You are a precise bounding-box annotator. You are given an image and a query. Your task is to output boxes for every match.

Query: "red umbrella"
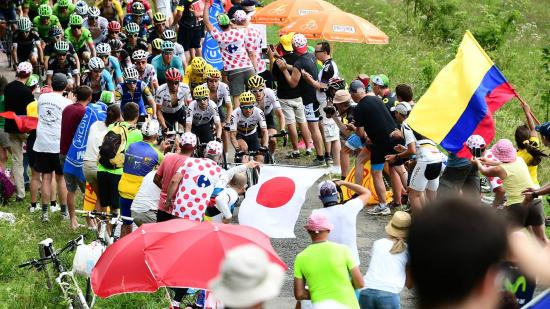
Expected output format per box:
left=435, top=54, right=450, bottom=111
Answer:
left=143, top=220, right=287, bottom=289
left=91, top=219, right=197, bottom=298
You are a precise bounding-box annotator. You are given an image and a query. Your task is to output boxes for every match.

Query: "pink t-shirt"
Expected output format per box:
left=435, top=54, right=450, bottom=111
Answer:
left=211, top=28, right=253, bottom=72
left=156, top=153, right=189, bottom=213
left=245, top=26, right=265, bottom=73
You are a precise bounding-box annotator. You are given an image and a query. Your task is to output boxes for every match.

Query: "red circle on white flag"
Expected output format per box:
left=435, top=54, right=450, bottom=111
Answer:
left=256, top=176, right=295, bottom=208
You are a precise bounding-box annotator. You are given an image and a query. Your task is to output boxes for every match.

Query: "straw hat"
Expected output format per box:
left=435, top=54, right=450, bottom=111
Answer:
left=385, top=211, right=411, bottom=239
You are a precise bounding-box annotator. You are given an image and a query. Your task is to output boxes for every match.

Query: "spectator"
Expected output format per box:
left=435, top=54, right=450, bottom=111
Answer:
left=395, top=84, right=413, bottom=106
left=536, top=121, right=550, bottom=147
left=372, top=74, right=397, bottom=114
left=4, top=62, right=35, bottom=201
left=408, top=198, right=507, bottom=309
left=232, top=10, right=266, bottom=79
left=329, top=90, right=356, bottom=178
left=0, top=76, right=9, bottom=169
left=203, top=3, right=256, bottom=109
left=437, top=149, right=480, bottom=198
left=269, top=33, right=313, bottom=159
left=174, top=0, right=204, bottom=61
left=60, top=86, right=91, bottom=229
left=95, top=0, right=124, bottom=22
left=209, top=245, right=285, bottom=309
left=131, top=169, right=160, bottom=226
left=313, top=180, right=370, bottom=265
left=33, top=73, right=72, bottom=223
left=515, top=102, right=546, bottom=186
left=360, top=211, right=412, bottom=309
left=294, top=212, right=364, bottom=308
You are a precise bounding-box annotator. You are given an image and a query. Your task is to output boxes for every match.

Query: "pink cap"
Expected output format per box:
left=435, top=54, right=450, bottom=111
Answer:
left=490, top=139, right=517, bottom=163
left=305, top=211, right=333, bottom=232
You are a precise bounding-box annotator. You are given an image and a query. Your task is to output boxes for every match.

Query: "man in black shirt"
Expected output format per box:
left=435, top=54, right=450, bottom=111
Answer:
left=174, top=0, right=204, bottom=61
left=4, top=62, right=35, bottom=201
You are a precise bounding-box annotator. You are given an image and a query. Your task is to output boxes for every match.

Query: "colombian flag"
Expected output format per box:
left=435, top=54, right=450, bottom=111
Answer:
left=407, top=31, right=517, bottom=157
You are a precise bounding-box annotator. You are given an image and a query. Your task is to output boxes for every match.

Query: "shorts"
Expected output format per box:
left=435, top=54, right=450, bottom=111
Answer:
left=265, top=112, right=276, bottom=130
left=119, top=197, right=133, bottom=225
left=132, top=209, right=157, bottom=226
left=97, top=171, right=121, bottom=209
left=60, top=154, right=85, bottom=192
left=83, top=160, right=98, bottom=193
left=371, top=142, right=396, bottom=165
left=0, top=128, right=10, bottom=148
left=409, top=161, right=442, bottom=192
left=178, top=26, right=203, bottom=51
left=345, top=134, right=365, bottom=151
left=504, top=199, right=544, bottom=227
left=280, top=97, right=306, bottom=125
left=304, top=102, right=320, bottom=122
left=162, top=107, right=186, bottom=131
left=33, top=152, right=63, bottom=174
left=322, top=119, right=339, bottom=142
left=191, top=122, right=214, bottom=144
left=26, top=131, right=36, bottom=168
left=0, top=8, right=16, bottom=21
left=237, top=131, right=260, bottom=152
left=17, top=47, right=38, bottom=63
left=227, top=68, right=254, bottom=97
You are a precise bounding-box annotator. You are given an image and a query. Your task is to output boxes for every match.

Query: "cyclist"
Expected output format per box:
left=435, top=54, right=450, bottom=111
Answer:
left=115, top=67, right=156, bottom=117
left=74, top=0, right=88, bottom=18
left=46, top=41, right=79, bottom=89
left=151, top=40, right=184, bottom=86
left=147, top=11, right=166, bottom=44
left=126, top=0, right=153, bottom=19
left=121, top=22, right=148, bottom=65
left=156, top=68, right=191, bottom=131
left=12, top=17, right=42, bottom=70
left=32, top=4, right=60, bottom=41
left=103, top=20, right=123, bottom=44
left=131, top=49, right=158, bottom=93
left=95, top=0, right=124, bottom=23
left=122, top=1, right=151, bottom=40
left=43, top=25, right=78, bottom=73
left=96, top=43, right=123, bottom=84
left=204, top=67, right=231, bottom=151
left=0, top=0, right=20, bottom=30
left=184, top=57, right=210, bottom=92
left=84, top=6, right=108, bottom=46
left=247, top=75, right=286, bottom=154
left=162, top=29, right=186, bottom=65
left=22, top=0, right=46, bottom=20
left=149, top=38, right=162, bottom=63
left=52, top=0, right=74, bottom=29
left=108, top=38, right=131, bottom=68
left=229, top=91, right=269, bottom=163
left=81, top=57, right=115, bottom=103
left=185, top=85, right=222, bottom=144
left=64, top=15, right=95, bottom=64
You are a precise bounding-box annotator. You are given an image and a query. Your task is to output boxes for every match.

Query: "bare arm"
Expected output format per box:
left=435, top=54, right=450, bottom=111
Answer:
left=203, top=1, right=214, bottom=33
left=521, top=102, right=537, bottom=137
left=334, top=180, right=371, bottom=205
left=260, top=128, right=268, bottom=147
left=156, top=104, right=167, bottom=129
left=282, top=67, right=301, bottom=88
left=293, top=278, right=311, bottom=300
left=230, top=131, right=239, bottom=149
left=350, top=266, right=364, bottom=289
left=165, top=172, right=184, bottom=208
left=153, top=172, right=162, bottom=188
left=248, top=50, right=258, bottom=73
left=214, top=121, right=222, bottom=140
left=275, top=108, right=286, bottom=131
left=474, top=159, right=506, bottom=178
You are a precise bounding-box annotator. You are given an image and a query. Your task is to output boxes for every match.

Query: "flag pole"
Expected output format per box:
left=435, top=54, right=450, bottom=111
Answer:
left=507, top=82, right=540, bottom=125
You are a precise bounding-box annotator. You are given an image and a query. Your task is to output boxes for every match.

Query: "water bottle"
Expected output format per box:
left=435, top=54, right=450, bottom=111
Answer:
left=0, top=212, right=16, bottom=224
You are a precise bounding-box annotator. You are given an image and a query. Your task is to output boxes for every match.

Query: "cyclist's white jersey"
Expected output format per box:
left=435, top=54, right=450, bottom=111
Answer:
left=402, top=121, right=442, bottom=163
left=257, top=87, right=280, bottom=115
left=186, top=100, right=221, bottom=126
left=155, top=82, right=192, bottom=113
left=135, top=63, right=158, bottom=90
left=202, top=82, right=231, bottom=108
left=174, top=42, right=186, bottom=63
left=229, top=107, right=267, bottom=136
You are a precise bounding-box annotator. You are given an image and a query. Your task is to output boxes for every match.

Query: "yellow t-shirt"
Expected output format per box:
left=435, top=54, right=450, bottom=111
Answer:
left=26, top=100, right=38, bottom=117
left=501, top=158, right=535, bottom=205
left=516, top=136, right=540, bottom=186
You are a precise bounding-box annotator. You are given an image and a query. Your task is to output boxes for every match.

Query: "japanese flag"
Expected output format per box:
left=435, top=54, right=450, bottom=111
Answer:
left=238, top=166, right=326, bottom=238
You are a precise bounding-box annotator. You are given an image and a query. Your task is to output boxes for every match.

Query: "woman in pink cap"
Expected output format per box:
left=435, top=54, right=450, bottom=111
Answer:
left=474, top=139, right=548, bottom=244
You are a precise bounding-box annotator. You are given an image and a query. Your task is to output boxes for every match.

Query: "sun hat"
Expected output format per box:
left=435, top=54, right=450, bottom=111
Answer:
left=490, top=139, right=517, bottom=163
left=233, top=10, right=248, bottom=23
left=465, top=134, right=486, bottom=149
left=385, top=211, right=411, bottom=239
left=180, top=132, right=197, bottom=147
left=279, top=32, right=295, bottom=52
left=348, top=80, right=365, bottom=94
left=390, top=102, right=412, bottom=115
left=292, top=33, right=308, bottom=54
left=332, top=90, right=351, bottom=104
left=305, top=211, right=334, bottom=232
left=536, top=122, right=550, bottom=139
left=372, top=74, right=389, bottom=87
left=318, top=180, right=339, bottom=205
left=208, top=244, right=284, bottom=308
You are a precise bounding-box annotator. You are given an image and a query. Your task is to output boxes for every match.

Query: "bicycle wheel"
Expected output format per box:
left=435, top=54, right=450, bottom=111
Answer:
left=6, top=29, right=13, bottom=68
left=251, top=166, right=260, bottom=186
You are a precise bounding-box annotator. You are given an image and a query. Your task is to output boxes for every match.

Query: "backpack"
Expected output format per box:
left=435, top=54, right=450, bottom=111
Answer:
left=98, top=123, right=133, bottom=169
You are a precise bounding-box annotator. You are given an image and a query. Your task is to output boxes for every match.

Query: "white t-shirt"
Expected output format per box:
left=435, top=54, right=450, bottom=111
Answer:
left=402, top=121, right=441, bottom=163
left=211, top=187, right=239, bottom=222
left=313, top=198, right=364, bottom=265
left=131, top=170, right=161, bottom=213
left=363, top=238, right=408, bottom=294
left=83, top=121, right=108, bottom=162
left=33, top=92, right=72, bottom=153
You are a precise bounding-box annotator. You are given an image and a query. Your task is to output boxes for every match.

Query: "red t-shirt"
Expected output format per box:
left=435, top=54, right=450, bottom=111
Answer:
left=156, top=153, right=189, bottom=213
left=60, top=103, right=86, bottom=155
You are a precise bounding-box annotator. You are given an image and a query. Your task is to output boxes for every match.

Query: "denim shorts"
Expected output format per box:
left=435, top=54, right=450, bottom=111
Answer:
left=359, top=288, right=400, bottom=309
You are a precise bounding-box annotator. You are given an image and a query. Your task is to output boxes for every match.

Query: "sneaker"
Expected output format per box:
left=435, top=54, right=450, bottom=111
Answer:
left=62, top=212, right=69, bottom=220
left=41, top=212, right=49, bottom=223
left=325, top=156, right=334, bottom=166
left=310, top=158, right=325, bottom=167
left=305, top=148, right=313, bottom=156
left=398, top=204, right=411, bottom=213
left=29, top=205, right=37, bottom=213
left=285, top=151, right=300, bottom=159
left=50, top=205, right=60, bottom=213
left=367, top=205, right=391, bottom=215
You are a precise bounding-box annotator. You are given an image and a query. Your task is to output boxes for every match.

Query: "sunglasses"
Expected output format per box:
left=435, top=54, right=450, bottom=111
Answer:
left=99, top=54, right=109, bottom=59
left=126, top=80, right=137, bottom=84
left=162, top=51, right=173, bottom=55
left=314, top=50, right=325, bottom=54
left=241, top=105, right=254, bottom=110
left=135, top=60, right=147, bottom=65
left=250, top=89, right=264, bottom=94
left=168, top=80, right=180, bottom=84
left=128, top=34, right=138, bottom=38
left=207, top=78, right=219, bottom=83
left=196, top=97, right=208, bottom=101
left=71, top=26, right=82, bottom=30
left=57, top=53, right=67, bottom=56
left=93, top=69, right=103, bottom=73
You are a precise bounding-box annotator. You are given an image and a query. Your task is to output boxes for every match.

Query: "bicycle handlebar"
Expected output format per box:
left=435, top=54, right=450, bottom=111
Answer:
left=76, top=210, right=133, bottom=222
left=269, top=131, right=288, bottom=147
left=19, top=235, right=83, bottom=269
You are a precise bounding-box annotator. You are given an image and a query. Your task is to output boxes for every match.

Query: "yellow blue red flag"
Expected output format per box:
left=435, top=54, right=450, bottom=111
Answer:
left=407, top=31, right=516, bottom=157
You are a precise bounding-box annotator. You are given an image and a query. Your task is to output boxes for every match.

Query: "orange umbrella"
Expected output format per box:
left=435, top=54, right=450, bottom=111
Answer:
left=279, top=11, right=389, bottom=44
left=251, top=0, right=340, bottom=26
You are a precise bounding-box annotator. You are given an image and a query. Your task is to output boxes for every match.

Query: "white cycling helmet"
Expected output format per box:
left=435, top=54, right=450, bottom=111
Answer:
left=17, top=62, right=33, bottom=74
left=162, top=29, right=177, bottom=40
left=17, top=17, right=32, bottom=32
left=141, top=119, right=160, bottom=137
left=88, top=6, right=100, bottom=17
left=180, top=132, right=197, bottom=147
left=96, top=43, right=111, bottom=56
left=75, top=0, right=89, bottom=16
left=132, top=49, right=149, bottom=60
left=205, top=141, right=223, bottom=156
left=466, top=135, right=486, bottom=149
left=88, top=57, right=105, bottom=70
left=124, top=67, right=139, bottom=80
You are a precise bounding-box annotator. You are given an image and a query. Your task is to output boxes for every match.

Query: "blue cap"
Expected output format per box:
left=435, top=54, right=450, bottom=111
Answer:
left=348, top=80, right=365, bottom=94
left=536, top=122, right=550, bottom=139
left=318, top=181, right=339, bottom=205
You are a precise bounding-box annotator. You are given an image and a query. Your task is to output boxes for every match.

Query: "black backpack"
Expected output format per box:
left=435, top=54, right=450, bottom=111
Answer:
left=98, top=123, right=132, bottom=169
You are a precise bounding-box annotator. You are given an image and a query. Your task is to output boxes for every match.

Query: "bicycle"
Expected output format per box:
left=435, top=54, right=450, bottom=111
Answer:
left=195, top=141, right=228, bottom=170
left=0, top=19, right=16, bottom=68
left=264, top=131, right=288, bottom=164
left=76, top=210, right=134, bottom=247
left=19, top=235, right=94, bottom=309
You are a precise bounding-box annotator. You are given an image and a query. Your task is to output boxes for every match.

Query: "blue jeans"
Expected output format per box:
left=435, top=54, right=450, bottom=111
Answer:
left=359, top=289, right=400, bottom=309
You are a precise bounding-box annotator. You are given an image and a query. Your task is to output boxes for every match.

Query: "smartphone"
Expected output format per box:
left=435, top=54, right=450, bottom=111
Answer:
left=473, top=147, right=482, bottom=158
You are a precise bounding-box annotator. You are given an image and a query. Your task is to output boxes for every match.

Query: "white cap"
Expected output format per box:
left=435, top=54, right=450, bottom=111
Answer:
left=205, top=141, right=223, bottom=156
left=141, top=119, right=160, bottom=137
left=390, top=102, right=412, bottom=115
left=466, top=134, right=486, bottom=149
left=17, top=62, right=33, bottom=74
left=180, top=132, right=197, bottom=147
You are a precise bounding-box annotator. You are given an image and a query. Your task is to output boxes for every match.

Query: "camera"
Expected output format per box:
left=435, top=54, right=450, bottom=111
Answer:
left=323, top=106, right=337, bottom=118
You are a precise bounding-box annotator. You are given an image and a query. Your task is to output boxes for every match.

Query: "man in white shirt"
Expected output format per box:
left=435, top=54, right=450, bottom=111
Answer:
left=131, top=169, right=160, bottom=226
left=313, top=180, right=371, bottom=265
left=33, top=73, right=72, bottom=223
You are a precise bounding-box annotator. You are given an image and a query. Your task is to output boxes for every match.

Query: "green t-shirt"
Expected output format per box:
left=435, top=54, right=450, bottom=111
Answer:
left=97, top=122, right=143, bottom=175
left=0, top=95, right=5, bottom=129
left=53, top=3, right=75, bottom=23
left=64, top=27, right=93, bottom=50
left=294, top=242, right=359, bottom=308
left=32, top=15, right=60, bottom=38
